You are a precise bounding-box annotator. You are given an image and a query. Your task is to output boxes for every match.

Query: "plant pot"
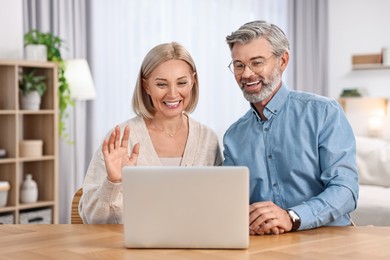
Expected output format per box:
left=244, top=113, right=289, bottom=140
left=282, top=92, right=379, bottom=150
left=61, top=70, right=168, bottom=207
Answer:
left=20, top=90, right=41, bottom=110
left=24, top=44, right=47, bottom=61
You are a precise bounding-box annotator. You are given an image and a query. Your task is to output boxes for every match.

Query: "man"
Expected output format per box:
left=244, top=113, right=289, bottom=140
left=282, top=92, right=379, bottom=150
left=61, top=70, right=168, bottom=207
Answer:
left=223, top=20, right=358, bottom=235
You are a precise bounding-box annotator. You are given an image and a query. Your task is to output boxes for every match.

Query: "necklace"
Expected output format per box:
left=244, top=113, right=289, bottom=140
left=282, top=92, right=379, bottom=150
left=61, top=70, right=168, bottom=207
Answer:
left=151, top=117, right=184, bottom=138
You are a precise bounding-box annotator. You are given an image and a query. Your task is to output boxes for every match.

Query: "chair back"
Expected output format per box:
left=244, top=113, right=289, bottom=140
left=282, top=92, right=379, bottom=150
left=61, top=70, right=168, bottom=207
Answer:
left=71, top=188, right=83, bottom=224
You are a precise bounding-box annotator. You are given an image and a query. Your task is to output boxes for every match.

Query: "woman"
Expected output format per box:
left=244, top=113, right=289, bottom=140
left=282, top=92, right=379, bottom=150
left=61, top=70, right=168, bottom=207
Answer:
left=79, top=42, right=223, bottom=224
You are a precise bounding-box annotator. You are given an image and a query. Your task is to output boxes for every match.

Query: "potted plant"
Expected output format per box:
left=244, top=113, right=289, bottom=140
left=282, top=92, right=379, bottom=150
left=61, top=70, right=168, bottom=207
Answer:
left=19, top=69, right=47, bottom=110
left=24, top=30, right=73, bottom=139
left=25, top=43, right=47, bottom=61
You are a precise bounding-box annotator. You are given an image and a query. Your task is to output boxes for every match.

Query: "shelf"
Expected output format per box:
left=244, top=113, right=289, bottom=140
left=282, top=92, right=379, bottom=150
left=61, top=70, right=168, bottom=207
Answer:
left=0, top=206, right=16, bottom=213
left=0, top=59, right=57, bottom=68
left=0, top=110, right=17, bottom=115
left=352, top=64, right=390, bottom=70
left=0, top=158, right=17, bottom=164
left=19, top=110, right=56, bottom=115
left=18, top=201, right=55, bottom=210
left=19, top=155, right=56, bottom=162
left=0, top=60, right=59, bottom=224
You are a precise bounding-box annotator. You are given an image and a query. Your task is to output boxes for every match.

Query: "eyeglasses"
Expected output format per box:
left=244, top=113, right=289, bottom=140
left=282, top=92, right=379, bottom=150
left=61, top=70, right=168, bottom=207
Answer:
left=228, top=55, right=274, bottom=75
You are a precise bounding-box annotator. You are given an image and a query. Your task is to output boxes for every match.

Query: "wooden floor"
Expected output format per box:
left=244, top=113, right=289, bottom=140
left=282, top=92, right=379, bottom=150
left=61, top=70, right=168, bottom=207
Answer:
left=0, top=225, right=389, bottom=259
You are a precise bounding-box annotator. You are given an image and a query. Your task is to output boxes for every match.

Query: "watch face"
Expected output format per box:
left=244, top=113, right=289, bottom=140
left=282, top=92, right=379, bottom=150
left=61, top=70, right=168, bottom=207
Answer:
left=289, top=210, right=299, bottom=221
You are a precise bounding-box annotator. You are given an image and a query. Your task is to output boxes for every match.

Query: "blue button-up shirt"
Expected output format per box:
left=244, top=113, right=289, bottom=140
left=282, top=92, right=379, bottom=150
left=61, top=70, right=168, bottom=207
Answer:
left=223, top=83, right=359, bottom=230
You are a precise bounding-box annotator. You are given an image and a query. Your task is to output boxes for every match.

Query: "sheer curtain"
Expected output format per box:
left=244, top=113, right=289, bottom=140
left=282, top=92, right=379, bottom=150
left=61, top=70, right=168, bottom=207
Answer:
left=89, top=0, right=289, bottom=154
left=23, top=0, right=92, bottom=224
left=287, top=0, right=328, bottom=95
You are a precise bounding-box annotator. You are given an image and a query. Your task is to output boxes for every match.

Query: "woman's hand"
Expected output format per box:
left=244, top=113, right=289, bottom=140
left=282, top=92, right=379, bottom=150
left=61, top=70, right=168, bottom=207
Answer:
left=102, top=125, right=140, bottom=183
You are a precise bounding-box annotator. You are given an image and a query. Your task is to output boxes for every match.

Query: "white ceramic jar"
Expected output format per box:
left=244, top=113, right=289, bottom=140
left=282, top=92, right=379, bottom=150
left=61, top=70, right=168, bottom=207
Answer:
left=0, top=181, right=10, bottom=207
left=21, top=174, right=38, bottom=203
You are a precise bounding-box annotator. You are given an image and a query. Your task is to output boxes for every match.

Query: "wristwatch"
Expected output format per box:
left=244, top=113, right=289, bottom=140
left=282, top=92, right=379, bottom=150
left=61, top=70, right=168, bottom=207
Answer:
left=286, top=209, right=301, bottom=231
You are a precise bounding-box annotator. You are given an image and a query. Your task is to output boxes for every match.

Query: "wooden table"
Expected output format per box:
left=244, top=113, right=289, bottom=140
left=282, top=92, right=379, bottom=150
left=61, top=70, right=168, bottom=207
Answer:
left=0, top=225, right=389, bottom=259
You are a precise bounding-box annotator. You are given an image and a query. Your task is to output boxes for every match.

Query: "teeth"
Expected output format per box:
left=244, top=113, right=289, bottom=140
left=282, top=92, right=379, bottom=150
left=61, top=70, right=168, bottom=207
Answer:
left=164, top=101, right=180, bottom=106
left=246, top=81, right=260, bottom=86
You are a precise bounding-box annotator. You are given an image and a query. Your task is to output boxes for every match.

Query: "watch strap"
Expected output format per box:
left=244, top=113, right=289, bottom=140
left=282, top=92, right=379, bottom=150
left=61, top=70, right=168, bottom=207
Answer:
left=287, top=209, right=301, bottom=231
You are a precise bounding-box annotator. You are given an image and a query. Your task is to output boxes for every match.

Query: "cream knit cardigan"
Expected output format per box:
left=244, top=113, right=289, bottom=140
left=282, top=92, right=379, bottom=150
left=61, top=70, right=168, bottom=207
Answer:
left=79, top=115, right=223, bottom=224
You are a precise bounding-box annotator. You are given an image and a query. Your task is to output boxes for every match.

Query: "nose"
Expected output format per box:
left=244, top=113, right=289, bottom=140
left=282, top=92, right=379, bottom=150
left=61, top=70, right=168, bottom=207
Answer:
left=168, top=85, right=179, bottom=96
left=241, top=65, right=255, bottom=78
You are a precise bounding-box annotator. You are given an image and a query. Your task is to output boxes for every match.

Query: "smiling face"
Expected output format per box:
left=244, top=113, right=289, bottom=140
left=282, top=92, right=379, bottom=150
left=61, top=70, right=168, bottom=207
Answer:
left=231, top=38, right=288, bottom=105
left=143, top=59, right=195, bottom=118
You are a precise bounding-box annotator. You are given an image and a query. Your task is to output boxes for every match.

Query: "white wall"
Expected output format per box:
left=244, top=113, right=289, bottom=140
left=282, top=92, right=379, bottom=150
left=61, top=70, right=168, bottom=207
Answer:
left=328, top=0, right=390, bottom=99
left=2, top=0, right=389, bottom=96
left=329, top=0, right=390, bottom=139
left=0, top=0, right=23, bottom=59
left=2, top=0, right=389, bottom=137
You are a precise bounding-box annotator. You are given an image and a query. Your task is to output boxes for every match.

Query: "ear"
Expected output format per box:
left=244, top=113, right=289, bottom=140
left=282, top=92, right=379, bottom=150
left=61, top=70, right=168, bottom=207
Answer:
left=191, top=72, right=197, bottom=87
left=142, top=78, right=151, bottom=95
left=279, top=51, right=289, bottom=72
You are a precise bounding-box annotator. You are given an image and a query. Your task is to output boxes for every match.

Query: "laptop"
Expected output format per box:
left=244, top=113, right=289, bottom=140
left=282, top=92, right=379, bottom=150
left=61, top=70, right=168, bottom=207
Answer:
left=122, top=166, right=249, bottom=249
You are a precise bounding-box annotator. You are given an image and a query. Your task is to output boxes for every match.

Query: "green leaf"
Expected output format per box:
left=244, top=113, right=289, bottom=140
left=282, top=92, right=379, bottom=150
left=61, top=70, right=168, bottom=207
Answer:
left=24, top=29, right=74, bottom=142
left=19, top=69, right=46, bottom=96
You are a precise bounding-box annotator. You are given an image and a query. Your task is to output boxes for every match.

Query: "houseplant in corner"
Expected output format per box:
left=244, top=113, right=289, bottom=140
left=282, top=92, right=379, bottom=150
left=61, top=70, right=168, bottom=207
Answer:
left=19, top=69, right=46, bottom=110
left=24, top=30, right=74, bottom=140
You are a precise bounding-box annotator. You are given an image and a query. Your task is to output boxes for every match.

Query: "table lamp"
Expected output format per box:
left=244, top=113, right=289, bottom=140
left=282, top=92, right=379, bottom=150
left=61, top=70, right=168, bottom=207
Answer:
left=64, top=59, right=96, bottom=100
left=63, top=59, right=96, bottom=204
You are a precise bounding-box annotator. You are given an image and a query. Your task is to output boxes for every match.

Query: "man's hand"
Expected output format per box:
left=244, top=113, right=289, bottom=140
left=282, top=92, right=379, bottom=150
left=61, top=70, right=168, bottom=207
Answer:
left=249, top=201, right=292, bottom=235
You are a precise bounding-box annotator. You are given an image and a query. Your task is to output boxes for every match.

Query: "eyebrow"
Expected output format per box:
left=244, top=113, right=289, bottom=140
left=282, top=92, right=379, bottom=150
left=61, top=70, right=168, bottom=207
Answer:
left=250, top=56, right=267, bottom=60
left=154, top=76, right=188, bottom=81
left=234, top=56, right=267, bottom=63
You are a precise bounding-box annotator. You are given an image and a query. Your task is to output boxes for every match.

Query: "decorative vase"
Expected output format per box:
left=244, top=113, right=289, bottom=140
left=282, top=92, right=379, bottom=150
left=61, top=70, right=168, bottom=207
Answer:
left=24, top=44, right=47, bottom=61
left=21, top=174, right=38, bottom=203
left=0, top=181, right=10, bottom=207
left=20, top=90, right=41, bottom=110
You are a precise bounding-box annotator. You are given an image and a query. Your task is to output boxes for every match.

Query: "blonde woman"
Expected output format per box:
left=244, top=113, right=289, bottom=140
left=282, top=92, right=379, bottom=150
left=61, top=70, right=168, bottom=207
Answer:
left=80, top=42, right=222, bottom=224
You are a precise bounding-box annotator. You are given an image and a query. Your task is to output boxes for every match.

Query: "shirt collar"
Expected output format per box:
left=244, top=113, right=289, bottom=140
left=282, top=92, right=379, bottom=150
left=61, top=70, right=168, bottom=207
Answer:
left=265, top=83, right=290, bottom=115
left=250, top=82, right=290, bottom=120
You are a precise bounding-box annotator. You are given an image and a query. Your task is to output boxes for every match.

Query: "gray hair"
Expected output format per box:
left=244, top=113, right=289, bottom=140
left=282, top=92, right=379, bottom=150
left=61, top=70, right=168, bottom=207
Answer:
left=226, top=20, right=289, bottom=57
left=132, top=42, right=199, bottom=119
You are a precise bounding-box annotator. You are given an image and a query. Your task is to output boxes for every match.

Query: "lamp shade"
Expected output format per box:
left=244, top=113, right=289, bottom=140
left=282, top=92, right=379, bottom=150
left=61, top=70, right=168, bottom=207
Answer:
left=64, top=59, right=96, bottom=100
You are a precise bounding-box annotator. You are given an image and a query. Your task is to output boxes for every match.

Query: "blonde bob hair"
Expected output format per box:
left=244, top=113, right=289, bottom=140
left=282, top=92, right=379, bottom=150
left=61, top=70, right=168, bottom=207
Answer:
left=132, top=42, right=199, bottom=119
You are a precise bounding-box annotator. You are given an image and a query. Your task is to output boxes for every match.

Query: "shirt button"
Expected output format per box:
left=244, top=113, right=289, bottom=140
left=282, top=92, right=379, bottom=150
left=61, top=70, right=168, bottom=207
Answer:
left=268, top=154, right=272, bottom=159
left=273, top=183, right=277, bottom=187
left=264, top=128, right=268, bottom=131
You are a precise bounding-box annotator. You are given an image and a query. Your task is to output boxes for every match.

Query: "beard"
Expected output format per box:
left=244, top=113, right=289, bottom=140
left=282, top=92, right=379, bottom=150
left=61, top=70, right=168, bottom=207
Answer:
left=241, top=64, right=282, bottom=103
